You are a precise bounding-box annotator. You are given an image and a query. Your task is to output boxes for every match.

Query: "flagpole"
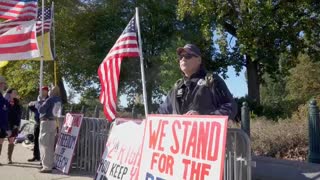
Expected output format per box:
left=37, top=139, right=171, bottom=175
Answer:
left=135, top=7, right=148, bottom=117
left=39, top=0, right=45, bottom=96
left=52, top=1, right=57, bottom=86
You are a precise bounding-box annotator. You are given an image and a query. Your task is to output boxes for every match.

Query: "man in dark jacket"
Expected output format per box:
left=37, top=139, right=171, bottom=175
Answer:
left=158, top=44, right=237, bottom=120
left=0, top=76, right=9, bottom=165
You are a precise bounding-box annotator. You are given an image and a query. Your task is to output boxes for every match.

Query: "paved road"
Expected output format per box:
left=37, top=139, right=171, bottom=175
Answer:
left=0, top=141, right=93, bottom=180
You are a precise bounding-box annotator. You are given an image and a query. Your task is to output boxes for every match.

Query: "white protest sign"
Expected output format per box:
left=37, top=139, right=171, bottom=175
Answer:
left=54, top=113, right=83, bottom=174
left=138, top=115, right=228, bottom=180
left=95, top=119, right=145, bottom=180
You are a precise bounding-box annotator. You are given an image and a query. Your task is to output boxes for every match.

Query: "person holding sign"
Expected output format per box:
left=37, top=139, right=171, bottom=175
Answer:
left=38, top=86, right=62, bottom=173
left=158, top=44, right=237, bottom=120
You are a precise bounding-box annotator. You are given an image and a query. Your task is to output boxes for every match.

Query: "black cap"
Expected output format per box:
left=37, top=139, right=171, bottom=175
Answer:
left=177, top=44, right=201, bottom=56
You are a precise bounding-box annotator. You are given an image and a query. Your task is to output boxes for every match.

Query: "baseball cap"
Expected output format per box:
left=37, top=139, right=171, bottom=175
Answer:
left=177, top=44, right=201, bottom=57
left=41, top=86, right=49, bottom=91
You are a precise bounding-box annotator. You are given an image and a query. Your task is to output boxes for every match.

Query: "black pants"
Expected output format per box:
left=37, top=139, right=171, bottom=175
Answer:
left=33, top=124, right=40, bottom=159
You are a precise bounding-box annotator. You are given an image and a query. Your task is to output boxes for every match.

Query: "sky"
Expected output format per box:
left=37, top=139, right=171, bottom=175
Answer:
left=224, top=67, right=247, bottom=98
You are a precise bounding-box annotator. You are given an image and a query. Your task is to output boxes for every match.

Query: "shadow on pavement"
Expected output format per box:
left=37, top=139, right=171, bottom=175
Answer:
left=5, top=162, right=40, bottom=169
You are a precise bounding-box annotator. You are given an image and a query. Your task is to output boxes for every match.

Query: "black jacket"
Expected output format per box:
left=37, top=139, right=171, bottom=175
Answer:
left=158, top=68, right=237, bottom=120
left=8, top=98, right=21, bottom=130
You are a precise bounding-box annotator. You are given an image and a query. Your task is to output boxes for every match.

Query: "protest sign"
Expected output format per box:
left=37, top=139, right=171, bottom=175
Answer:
left=54, top=113, right=83, bottom=174
left=95, top=119, right=146, bottom=180
left=139, top=115, right=228, bottom=180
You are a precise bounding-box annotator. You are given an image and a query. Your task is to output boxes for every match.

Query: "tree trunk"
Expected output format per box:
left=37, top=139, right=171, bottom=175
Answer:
left=246, top=57, right=260, bottom=105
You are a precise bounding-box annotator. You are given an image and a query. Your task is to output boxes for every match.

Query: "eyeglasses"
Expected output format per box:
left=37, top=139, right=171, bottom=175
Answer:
left=178, top=53, right=197, bottom=60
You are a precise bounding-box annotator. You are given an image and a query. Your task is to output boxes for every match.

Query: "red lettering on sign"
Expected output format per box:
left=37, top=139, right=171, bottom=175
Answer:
left=196, top=121, right=210, bottom=160
left=117, top=146, right=126, bottom=163
left=150, top=152, right=174, bottom=176
left=158, top=120, right=168, bottom=151
left=181, top=121, right=192, bottom=154
left=72, top=116, right=81, bottom=127
left=185, top=121, right=197, bottom=157
left=208, top=122, right=221, bottom=161
left=148, top=120, right=168, bottom=151
left=170, top=120, right=180, bottom=154
left=182, top=159, right=211, bottom=180
left=149, top=121, right=162, bottom=150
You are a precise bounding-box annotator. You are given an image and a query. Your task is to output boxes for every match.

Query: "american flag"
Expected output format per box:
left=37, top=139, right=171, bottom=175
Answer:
left=0, top=0, right=38, bottom=20
left=98, top=17, right=140, bottom=121
left=0, top=20, right=40, bottom=61
left=36, top=7, right=51, bottom=36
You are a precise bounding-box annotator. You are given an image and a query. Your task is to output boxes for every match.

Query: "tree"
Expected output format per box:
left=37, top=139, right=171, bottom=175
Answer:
left=0, top=61, right=53, bottom=104
left=177, top=0, right=320, bottom=104
left=286, top=54, right=320, bottom=102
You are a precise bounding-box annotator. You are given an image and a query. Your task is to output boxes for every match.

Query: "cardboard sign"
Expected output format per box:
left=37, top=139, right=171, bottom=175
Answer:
left=95, top=115, right=228, bottom=180
left=95, top=119, right=146, bottom=180
left=139, top=115, right=228, bottom=180
left=54, top=113, right=83, bottom=174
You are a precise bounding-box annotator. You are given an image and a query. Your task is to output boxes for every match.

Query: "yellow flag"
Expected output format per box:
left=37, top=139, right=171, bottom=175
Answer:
left=0, top=61, right=8, bottom=68
left=32, top=32, right=54, bottom=61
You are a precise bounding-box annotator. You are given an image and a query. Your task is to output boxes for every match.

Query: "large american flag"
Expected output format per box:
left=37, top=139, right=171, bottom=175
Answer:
left=98, top=17, right=140, bottom=121
left=0, top=20, right=40, bottom=61
left=36, top=7, right=51, bottom=36
left=0, top=0, right=38, bottom=20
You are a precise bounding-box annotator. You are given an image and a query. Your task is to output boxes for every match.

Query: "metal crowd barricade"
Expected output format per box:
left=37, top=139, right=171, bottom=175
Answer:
left=65, top=118, right=252, bottom=179
left=58, top=117, right=110, bottom=174
left=225, top=128, right=252, bottom=180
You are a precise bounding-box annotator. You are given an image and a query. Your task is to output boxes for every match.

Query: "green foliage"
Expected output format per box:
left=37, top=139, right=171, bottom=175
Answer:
left=0, top=61, right=53, bottom=104
left=286, top=54, right=320, bottom=102
left=177, top=0, right=320, bottom=103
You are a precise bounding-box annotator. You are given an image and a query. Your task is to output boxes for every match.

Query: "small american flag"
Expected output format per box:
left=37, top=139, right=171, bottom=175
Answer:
left=0, top=0, right=38, bottom=20
left=98, top=16, right=140, bottom=121
left=0, top=20, right=40, bottom=61
left=36, top=7, right=51, bottom=36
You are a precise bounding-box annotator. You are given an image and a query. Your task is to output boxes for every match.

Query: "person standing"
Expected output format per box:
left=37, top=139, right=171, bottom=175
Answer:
left=38, top=86, right=61, bottom=173
left=27, top=86, right=49, bottom=162
left=0, top=76, right=9, bottom=165
left=4, top=88, right=22, bottom=164
left=158, top=44, right=237, bottom=119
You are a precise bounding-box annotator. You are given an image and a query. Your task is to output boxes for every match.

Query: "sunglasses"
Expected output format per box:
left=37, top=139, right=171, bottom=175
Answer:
left=178, top=53, right=197, bottom=60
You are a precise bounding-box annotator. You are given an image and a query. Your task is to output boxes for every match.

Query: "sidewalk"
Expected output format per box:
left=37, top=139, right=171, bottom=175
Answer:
left=0, top=142, right=93, bottom=180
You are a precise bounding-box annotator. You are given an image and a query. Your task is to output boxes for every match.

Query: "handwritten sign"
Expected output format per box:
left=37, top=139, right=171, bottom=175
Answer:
left=95, top=115, right=228, bottom=180
left=95, top=119, right=145, bottom=180
left=138, top=115, right=228, bottom=180
left=54, top=113, right=83, bottom=174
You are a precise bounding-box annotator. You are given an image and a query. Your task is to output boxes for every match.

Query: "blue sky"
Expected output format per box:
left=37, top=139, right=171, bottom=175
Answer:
left=223, top=67, right=247, bottom=98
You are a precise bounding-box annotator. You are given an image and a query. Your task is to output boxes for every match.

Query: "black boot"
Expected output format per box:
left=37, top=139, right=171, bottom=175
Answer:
left=8, top=144, right=14, bottom=164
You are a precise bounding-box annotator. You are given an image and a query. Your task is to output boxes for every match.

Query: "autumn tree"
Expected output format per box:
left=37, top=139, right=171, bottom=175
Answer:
left=177, top=0, right=320, bottom=104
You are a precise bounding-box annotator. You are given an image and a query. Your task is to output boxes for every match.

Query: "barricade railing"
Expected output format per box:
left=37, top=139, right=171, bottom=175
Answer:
left=56, top=117, right=111, bottom=174
left=225, top=128, right=252, bottom=180
left=61, top=118, right=251, bottom=179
